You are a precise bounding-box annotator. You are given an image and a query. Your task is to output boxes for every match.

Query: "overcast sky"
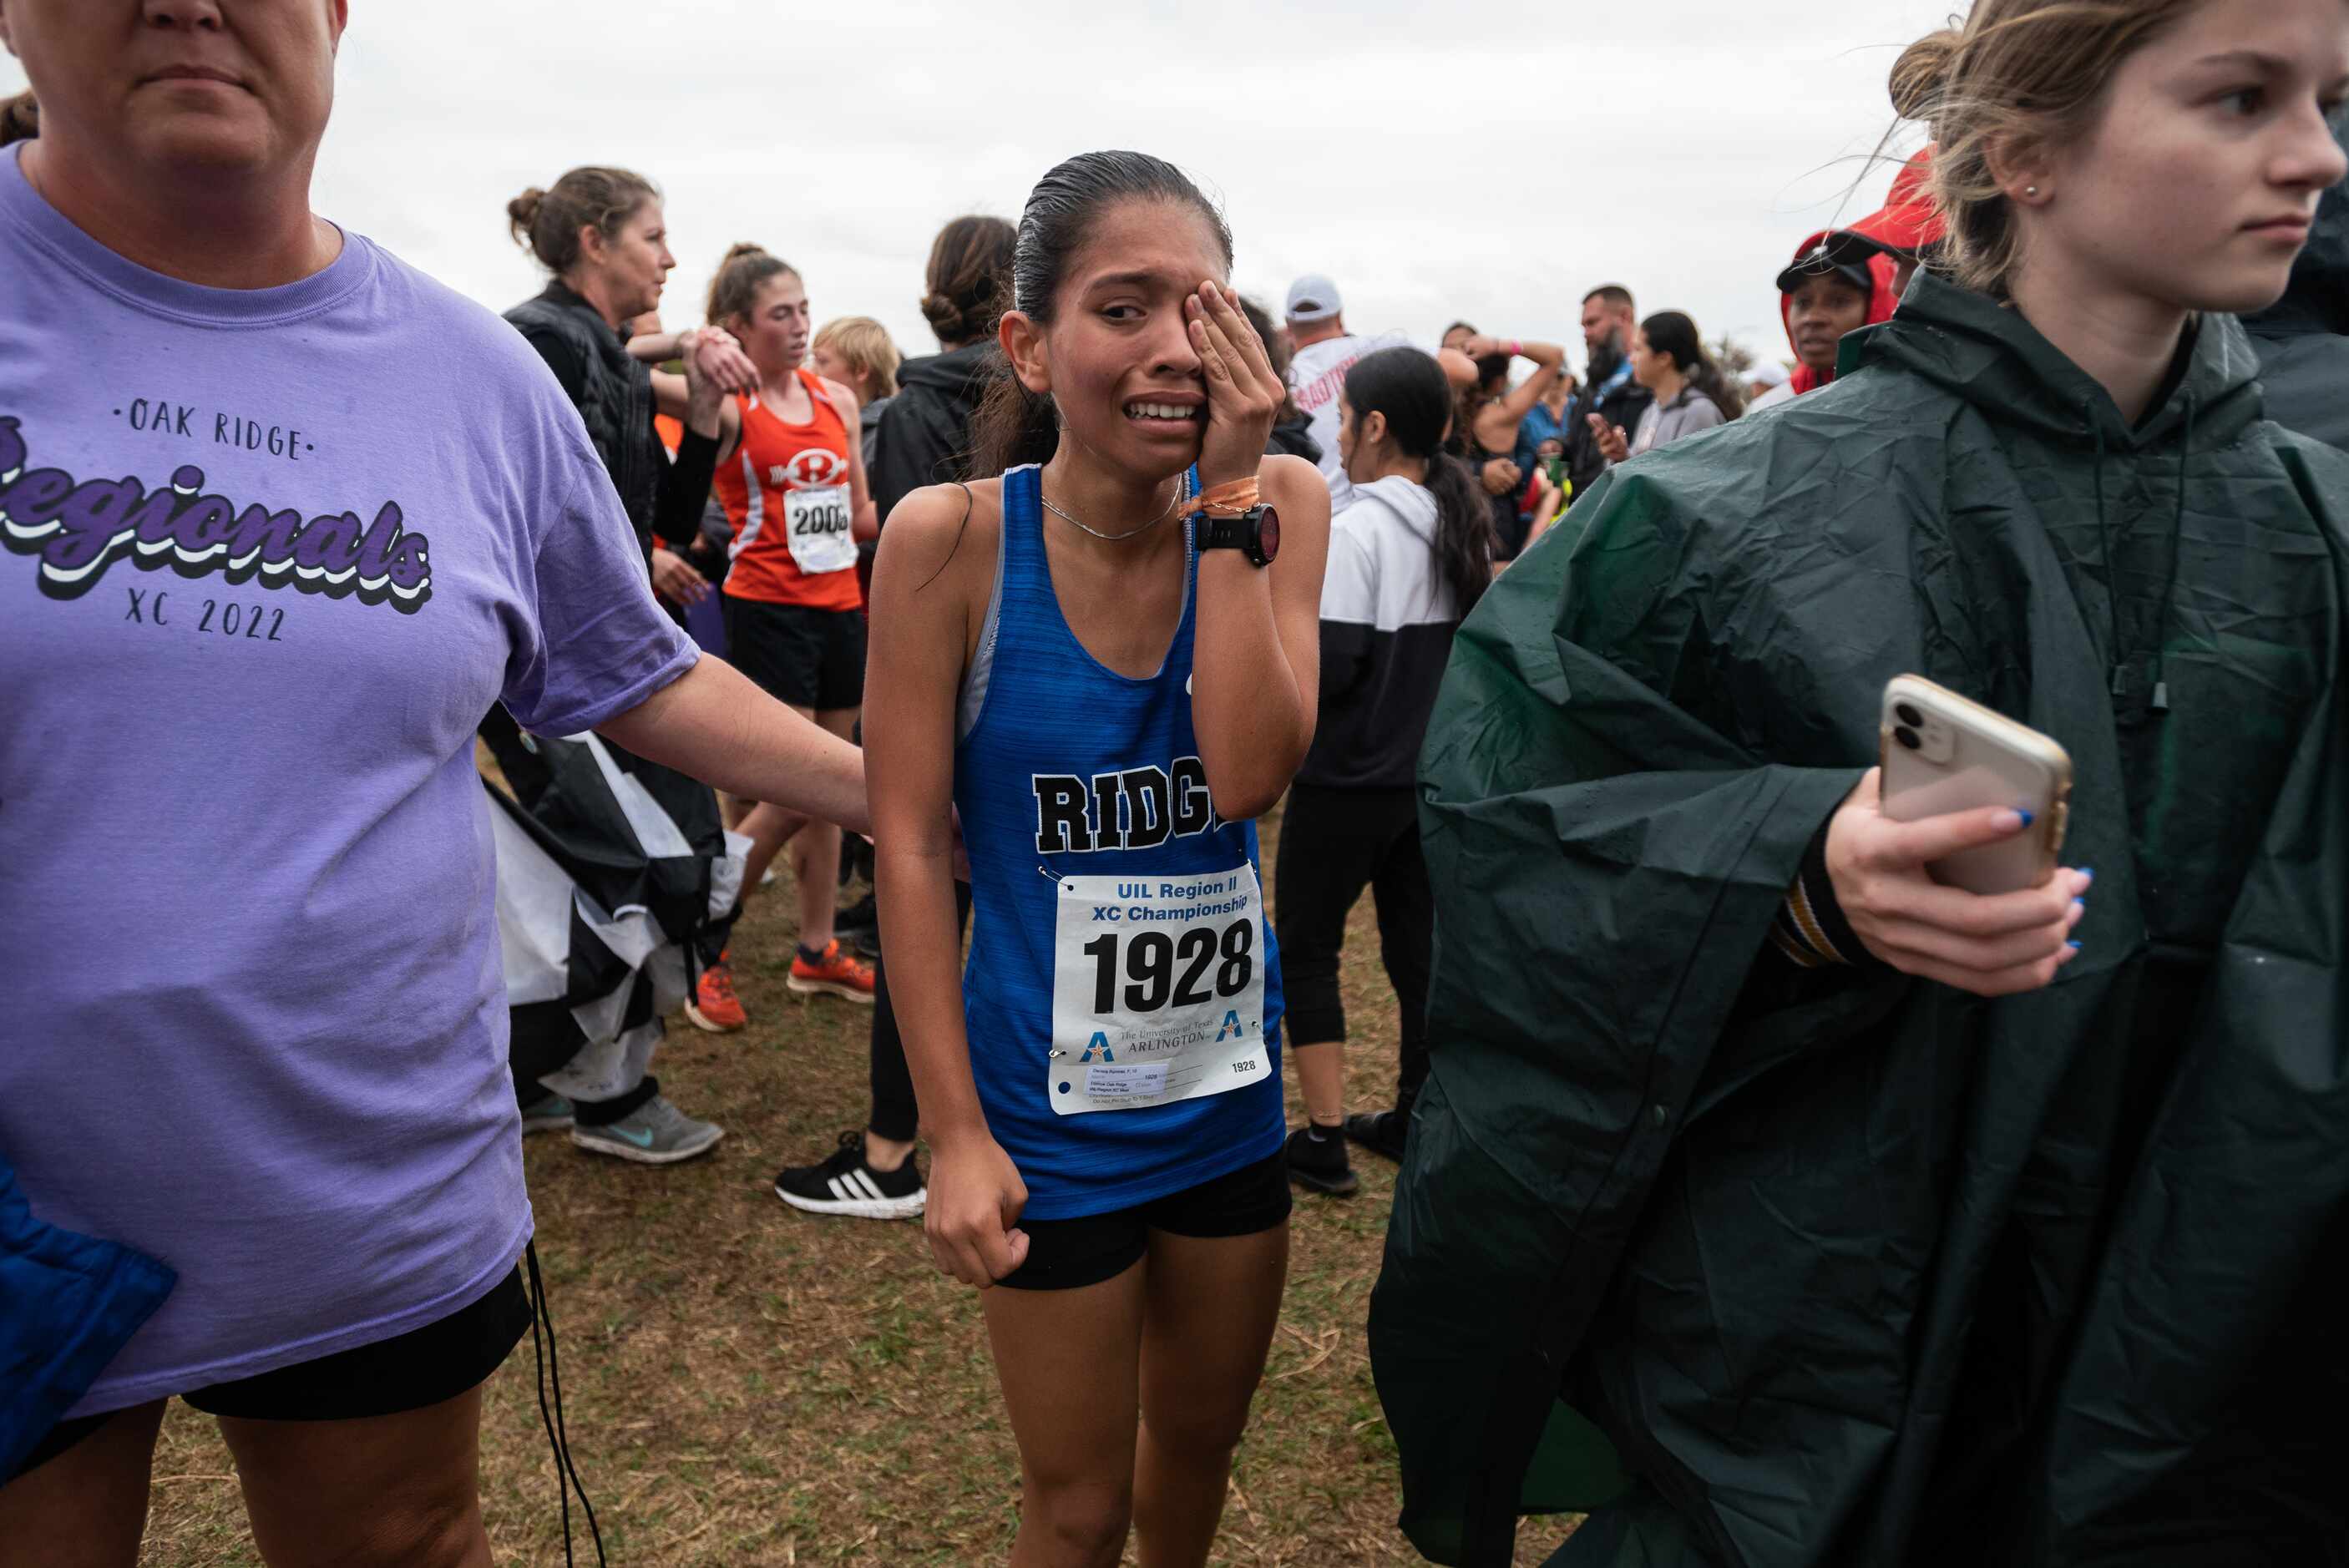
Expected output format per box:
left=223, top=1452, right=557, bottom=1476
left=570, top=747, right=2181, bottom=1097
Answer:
left=4, top=0, right=1957, bottom=373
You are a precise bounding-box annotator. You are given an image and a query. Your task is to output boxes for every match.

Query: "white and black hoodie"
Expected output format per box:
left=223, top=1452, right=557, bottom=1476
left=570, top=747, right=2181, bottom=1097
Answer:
left=1298, top=475, right=1465, bottom=793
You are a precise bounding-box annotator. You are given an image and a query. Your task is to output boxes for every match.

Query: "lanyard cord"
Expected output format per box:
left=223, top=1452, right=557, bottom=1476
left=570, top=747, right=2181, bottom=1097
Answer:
left=526, top=1240, right=607, bottom=1567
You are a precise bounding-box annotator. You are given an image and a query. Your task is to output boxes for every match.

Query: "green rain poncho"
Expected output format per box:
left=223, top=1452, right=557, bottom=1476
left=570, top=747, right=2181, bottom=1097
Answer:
left=1369, top=275, right=2349, bottom=1568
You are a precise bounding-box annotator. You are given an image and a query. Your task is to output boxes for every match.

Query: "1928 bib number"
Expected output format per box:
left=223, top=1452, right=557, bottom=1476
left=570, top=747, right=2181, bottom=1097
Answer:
left=1078, top=920, right=1253, bottom=1015
left=1047, top=867, right=1270, bottom=1116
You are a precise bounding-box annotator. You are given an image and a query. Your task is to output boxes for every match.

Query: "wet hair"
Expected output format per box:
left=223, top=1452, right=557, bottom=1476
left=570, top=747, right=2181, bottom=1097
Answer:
left=1889, top=0, right=2201, bottom=297
left=814, top=316, right=901, bottom=401
left=0, top=90, right=38, bottom=148
left=705, top=242, right=802, bottom=328
left=1582, top=284, right=1635, bottom=314
left=921, top=215, right=1017, bottom=347
left=507, top=167, right=659, bottom=276
left=1639, top=311, right=1747, bottom=419
left=971, top=150, right=1233, bottom=478
left=1343, top=347, right=1493, bottom=618
left=1240, top=295, right=1308, bottom=429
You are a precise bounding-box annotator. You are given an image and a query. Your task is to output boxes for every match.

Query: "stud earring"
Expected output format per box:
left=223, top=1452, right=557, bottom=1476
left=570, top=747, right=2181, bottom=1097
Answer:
left=2025, top=185, right=2040, bottom=198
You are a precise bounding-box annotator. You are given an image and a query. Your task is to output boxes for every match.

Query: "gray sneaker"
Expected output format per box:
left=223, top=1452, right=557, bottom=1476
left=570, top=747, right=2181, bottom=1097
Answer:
left=570, top=1095, right=724, bottom=1165
left=519, top=1090, right=575, bottom=1134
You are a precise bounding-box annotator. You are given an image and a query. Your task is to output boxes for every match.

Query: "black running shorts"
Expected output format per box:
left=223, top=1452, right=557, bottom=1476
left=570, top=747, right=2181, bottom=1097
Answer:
left=723, top=596, right=867, bottom=712
left=995, top=1150, right=1291, bottom=1292
left=10, top=1265, right=530, bottom=1483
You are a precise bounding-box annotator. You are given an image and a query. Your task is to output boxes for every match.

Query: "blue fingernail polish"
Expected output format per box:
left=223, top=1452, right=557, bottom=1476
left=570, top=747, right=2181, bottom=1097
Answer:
left=2068, top=940, right=2083, bottom=950
left=2073, top=898, right=2086, bottom=909
left=2080, top=867, right=2094, bottom=883
left=2016, top=808, right=2035, bottom=827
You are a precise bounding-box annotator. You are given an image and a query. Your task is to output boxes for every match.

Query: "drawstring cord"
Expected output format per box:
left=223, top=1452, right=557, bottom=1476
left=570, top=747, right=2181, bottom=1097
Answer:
left=2089, top=413, right=2126, bottom=703
left=2086, top=393, right=2193, bottom=724
left=2149, top=395, right=2196, bottom=716
left=526, top=1240, right=607, bottom=1567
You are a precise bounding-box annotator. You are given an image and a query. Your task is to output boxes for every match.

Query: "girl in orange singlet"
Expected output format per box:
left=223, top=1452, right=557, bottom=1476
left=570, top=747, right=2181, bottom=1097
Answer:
left=707, top=244, right=879, bottom=1003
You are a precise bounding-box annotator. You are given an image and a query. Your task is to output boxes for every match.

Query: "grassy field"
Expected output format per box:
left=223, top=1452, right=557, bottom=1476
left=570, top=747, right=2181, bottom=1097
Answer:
left=136, top=798, right=1569, bottom=1566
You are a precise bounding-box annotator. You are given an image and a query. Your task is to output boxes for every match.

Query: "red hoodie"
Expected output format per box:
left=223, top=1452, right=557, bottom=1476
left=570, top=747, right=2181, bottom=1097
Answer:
left=1779, top=234, right=1899, bottom=396
left=1780, top=150, right=1943, bottom=395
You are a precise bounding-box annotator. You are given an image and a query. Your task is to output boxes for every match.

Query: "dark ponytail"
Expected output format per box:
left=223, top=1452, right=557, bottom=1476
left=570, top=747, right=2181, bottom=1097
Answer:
left=1420, top=453, right=1492, bottom=616
left=970, top=150, right=1233, bottom=478
left=0, top=90, right=37, bottom=147
left=1639, top=311, right=1747, bottom=420
left=1342, top=346, right=1493, bottom=617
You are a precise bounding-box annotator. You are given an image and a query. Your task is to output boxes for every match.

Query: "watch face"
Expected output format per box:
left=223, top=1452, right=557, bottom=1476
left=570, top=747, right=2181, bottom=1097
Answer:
left=1258, top=505, right=1281, bottom=563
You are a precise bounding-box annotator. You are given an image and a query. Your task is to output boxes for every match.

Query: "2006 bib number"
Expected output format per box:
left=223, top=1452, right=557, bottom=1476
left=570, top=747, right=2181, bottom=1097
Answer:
left=1078, top=921, right=1253, bottom=1016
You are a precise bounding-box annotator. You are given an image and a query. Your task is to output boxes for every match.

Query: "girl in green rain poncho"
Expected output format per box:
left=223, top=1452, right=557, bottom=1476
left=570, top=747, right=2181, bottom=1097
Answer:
left=1370, top=3, right=2349, bottom=1565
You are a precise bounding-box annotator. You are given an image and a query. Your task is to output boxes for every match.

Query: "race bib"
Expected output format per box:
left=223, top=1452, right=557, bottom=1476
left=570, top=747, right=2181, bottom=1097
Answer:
left=1047, top=866, right=1270, bottom=1115
left=784, top=484, right=857, bottom=576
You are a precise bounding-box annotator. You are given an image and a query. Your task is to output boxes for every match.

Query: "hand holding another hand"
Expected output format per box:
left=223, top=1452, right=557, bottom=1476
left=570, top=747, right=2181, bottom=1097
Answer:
left=681, top=326, right=759, bottom=398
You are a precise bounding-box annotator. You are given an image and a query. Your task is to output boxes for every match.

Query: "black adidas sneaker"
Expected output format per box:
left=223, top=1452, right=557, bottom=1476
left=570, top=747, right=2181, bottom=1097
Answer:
left=1283, top=1123, right=1359, bottom=1196
left=775, top=1131, right=926, bottom=1220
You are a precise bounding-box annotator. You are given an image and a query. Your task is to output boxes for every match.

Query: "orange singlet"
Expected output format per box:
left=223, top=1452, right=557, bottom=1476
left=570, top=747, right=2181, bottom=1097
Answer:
left=714, top=369, right=862, bottom=611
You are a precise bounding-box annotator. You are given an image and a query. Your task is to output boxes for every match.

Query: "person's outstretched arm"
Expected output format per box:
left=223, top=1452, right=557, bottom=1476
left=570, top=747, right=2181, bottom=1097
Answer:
left=596, top=655, right=868, bottom=837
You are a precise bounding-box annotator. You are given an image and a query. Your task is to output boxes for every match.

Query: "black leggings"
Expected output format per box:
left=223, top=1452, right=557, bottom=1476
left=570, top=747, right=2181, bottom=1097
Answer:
left=865, top=881, right=972, bottom=1143
left=1272, top=783, right=1432, bottom=1112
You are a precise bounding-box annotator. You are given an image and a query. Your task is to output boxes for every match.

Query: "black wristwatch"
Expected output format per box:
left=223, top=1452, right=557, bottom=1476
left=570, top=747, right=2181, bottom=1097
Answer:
left=1192, top=504, right=1281, bottom=568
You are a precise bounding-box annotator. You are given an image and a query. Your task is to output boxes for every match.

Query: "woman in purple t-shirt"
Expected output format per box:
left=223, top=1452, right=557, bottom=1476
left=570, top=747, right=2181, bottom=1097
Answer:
left=0, top=7, right=867, bottom=1563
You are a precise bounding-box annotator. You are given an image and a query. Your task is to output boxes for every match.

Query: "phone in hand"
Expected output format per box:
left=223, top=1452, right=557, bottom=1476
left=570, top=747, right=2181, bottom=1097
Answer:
left=1879, top=675, right=2073, bottom=895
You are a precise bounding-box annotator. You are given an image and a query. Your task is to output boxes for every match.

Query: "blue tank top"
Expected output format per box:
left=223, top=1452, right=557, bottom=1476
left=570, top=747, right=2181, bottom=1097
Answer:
left=954, top=464, right=1286, bottom=1220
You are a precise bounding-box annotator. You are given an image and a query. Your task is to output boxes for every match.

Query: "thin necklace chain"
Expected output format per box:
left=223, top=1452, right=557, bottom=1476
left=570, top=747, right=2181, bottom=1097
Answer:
left=1040, top=472, right=1192, bottom=542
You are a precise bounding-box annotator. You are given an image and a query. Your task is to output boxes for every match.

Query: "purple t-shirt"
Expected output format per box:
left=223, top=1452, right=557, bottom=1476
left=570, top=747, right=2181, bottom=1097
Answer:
left=0, top=144, right=699, bottom=1415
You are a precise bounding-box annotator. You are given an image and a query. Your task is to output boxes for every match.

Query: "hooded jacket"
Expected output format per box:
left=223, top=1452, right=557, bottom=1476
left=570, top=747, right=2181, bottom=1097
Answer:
left=1299, top=474, right=1464, bottom=792
left=868, top=341, right=997, bottom=524
left=2245, top=180, right=2348, bottom=449
left=1370, top=274, right=2349, bottom=1567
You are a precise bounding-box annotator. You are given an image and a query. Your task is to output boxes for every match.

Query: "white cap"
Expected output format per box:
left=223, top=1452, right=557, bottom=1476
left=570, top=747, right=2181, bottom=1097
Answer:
left=1284, top=274, right=1342, bottom=323
left=1748, top=359, right=1791, bottom=388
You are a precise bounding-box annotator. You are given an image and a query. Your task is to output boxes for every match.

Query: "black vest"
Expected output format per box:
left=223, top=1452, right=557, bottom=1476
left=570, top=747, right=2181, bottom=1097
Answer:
left=504, top=284, right=658, bottom=556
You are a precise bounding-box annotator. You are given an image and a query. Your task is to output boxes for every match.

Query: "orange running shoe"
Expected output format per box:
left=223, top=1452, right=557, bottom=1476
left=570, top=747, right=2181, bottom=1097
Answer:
left=787, top=938, right=877, bottom=1004
left=685, top=950, right=748, bottom=1033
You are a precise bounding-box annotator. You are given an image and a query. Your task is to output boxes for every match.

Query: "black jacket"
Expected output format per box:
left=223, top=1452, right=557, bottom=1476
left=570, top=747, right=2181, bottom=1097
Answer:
left=870, top=342, right=997, bottom=524
left=2246, top=179, right=2347, bottom=449
left=1267, top=413, right=1323, bottom=468
left=1562, top=354, right=1653, bottom=498
left=504, top=282, right=716, bottom=564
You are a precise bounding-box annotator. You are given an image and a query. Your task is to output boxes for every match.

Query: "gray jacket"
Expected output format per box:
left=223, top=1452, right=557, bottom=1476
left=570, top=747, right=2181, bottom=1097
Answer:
left=1627, top=383, right=1727, bottom=458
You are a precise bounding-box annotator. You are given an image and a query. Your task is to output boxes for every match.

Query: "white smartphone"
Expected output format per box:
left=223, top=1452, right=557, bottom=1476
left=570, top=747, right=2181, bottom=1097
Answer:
left=1879, top=675, right=2074, bottom=896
